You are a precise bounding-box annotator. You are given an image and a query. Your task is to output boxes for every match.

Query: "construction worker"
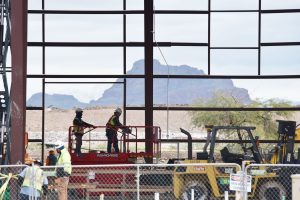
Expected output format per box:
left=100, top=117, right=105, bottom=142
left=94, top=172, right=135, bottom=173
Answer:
left=106, top=107, right=130, bottom=153
left=46, top=150, right=57, bottom=166
left=18, top=160, right=48, bottom=200
left=72, top=108, right=95, bottom=156
left=55, top=141, right=72, bottom=200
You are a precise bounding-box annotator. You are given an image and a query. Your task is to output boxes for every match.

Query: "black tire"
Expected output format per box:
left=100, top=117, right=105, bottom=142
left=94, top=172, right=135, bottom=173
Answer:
left=258, top=181, right=287, bottom=200
left=181, top=181, right=209, bottom=200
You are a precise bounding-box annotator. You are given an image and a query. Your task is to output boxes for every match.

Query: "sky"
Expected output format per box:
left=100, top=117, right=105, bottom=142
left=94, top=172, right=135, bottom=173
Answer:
left=25, top=0, right=300, bottom=103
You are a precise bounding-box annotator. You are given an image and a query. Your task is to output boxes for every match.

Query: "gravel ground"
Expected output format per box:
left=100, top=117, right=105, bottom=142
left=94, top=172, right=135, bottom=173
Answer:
left=26, top=108, right=300, bottom=160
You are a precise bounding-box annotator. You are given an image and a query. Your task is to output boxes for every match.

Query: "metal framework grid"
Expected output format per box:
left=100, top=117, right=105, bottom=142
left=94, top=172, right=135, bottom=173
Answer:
left=16, top=0, right=300, bottom=163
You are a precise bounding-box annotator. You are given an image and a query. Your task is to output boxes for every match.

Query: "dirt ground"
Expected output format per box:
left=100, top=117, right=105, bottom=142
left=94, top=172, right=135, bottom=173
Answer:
left=26, top=108, right=300, bottom=142
left=26, top=108, right=202, bottom=159
left=25, top=108, right=300, bottom=160
left=26, top=108, right=201, bottom=140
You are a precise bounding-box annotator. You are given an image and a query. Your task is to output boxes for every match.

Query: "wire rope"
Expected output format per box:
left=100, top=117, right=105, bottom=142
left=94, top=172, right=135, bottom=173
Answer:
left=153, top=2, right=171, bottom=139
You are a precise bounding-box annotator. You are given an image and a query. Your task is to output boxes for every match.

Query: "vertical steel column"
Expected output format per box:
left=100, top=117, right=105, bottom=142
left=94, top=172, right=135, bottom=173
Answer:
left=208, top=0, right=211, bottom=75
left=41, top=0, right=45, bottom=163
left=144, top=0, right=153, bottom=163
left=123, top=0, right=127, bottom=125
left=10, top=0, right=28, bottom=163
left=258, top=0, right=261, bottom=75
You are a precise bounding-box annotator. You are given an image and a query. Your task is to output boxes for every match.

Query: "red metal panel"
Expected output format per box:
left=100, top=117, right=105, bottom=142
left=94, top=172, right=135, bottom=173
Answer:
left=10, top=0, right=28, bottom=164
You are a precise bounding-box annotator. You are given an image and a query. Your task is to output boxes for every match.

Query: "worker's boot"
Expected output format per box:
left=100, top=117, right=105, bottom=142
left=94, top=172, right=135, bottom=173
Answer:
left=76, top=149, right=84, bottom=157
left=75, top=142, right=83, bottom=156
left=77, top=153, right=84, bottom=157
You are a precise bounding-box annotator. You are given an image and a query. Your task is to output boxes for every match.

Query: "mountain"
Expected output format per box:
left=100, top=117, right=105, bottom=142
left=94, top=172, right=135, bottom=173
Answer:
left=90, top=59, right=251, bottom=106
left=27, top=93, right=88, bottom=109
left=27, top=59, right=251, bottom=108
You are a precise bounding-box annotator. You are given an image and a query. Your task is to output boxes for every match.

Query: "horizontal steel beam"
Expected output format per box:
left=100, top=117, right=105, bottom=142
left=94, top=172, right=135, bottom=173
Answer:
left=262, top=42, right=300, bottom=46
left=27, top=74, right=144, bottom=78
left=161, top=139, right=300, bottom=143
left=28, top=42, right=300, bottom=47
left=262, top=9, right=300, bottom=14
left=126, top=107, right=300, bottom=111
left=153, top=74, right=300, bottom=79
left=210, top=47, right=258, bottom=49
left=28, top=42, right=208, bottom=47
left=28, top=139, right=43, bottom=142
left=27, top=9, right=300, bottom=15
left=28, top=10, right=144, bottom=14
left=26, top=106, right=300, bottom=111
left=26, top=107, right=43, bottom=110
left=44, top=81, right=124, bottom=84
left=27, top=74, right=300, bottom=79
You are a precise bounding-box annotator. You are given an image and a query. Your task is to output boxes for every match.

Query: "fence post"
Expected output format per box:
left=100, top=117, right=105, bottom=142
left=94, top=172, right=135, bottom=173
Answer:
left=242, top=161, right=248, bottom=200
left=225, top=191, right=228, bottom=200
left=191, top=189, right=194, bottom=200
left=136, top=165, right=140, bottom=200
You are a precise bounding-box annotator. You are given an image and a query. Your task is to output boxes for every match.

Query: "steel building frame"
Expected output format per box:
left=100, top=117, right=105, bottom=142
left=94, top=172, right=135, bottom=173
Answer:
left=9, top=0, right=300, bottom=163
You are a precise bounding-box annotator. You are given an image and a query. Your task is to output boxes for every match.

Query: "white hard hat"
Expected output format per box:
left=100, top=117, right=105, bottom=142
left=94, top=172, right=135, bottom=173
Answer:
left=75, top=108, right=83, bottom=113
left=115, top=107, right=122, bottom=114
left=55, top=141, right=65, bottom=149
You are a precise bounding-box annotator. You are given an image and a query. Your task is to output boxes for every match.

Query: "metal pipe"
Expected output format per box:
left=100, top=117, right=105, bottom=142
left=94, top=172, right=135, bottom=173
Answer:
left=180, top=128, right=193, bottom=160
left=136, top=165, right=140, bottom=200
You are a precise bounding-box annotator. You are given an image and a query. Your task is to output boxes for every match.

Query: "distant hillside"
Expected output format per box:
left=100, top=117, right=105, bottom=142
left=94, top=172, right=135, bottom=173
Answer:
left=27, top=59, right=251, bottom=108
left=27, top=93, right=88, bottom=109
left=90, top=59, right=251, bottom=106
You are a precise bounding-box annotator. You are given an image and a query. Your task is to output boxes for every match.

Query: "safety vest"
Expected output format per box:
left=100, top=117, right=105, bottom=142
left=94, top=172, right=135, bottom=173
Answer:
left=57, top=148, right=72, bottom=175
left=107, top=115, right=118, bottom=130
left=22, top=166, right=44, bottom=192
left=72, top=117, right=84, bottom=134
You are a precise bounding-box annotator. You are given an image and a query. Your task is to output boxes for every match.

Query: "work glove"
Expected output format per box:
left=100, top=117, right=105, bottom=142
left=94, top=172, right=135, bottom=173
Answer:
left=125, top=127, right=131, bottom=134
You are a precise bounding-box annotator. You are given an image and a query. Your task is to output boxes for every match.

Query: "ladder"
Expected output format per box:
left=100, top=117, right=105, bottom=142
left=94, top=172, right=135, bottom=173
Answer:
left=0, top=0, right=11, bottom=165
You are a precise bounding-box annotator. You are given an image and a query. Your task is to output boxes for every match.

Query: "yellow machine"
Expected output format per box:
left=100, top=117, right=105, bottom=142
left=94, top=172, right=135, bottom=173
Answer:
left=173, top=121, right=298, bottom=200
left=269, top=120, right=300, bottom=164
left=173, top=159, right=238, bottom=199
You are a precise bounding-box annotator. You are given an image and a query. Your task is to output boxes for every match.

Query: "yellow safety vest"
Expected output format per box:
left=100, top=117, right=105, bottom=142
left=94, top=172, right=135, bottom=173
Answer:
left=72, top=118, right=84, bottom=134
left=22, top=166, right=44, bottom=192
left=57, top=148, right=72, bottom=175
left=107, top=115, right=118, bottom=130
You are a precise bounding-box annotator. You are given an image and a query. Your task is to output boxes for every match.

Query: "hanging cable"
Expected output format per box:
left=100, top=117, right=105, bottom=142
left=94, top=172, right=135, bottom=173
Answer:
left=153, top=2, right=171, bottom=139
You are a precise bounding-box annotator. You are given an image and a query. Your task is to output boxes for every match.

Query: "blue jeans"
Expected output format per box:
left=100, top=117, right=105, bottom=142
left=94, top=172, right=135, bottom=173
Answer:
left=106, top=130, right=119, bottom=153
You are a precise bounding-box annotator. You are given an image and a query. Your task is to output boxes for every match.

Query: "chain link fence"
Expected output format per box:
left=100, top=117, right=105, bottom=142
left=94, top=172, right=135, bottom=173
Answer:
left=0, top=163, right=240, bottom=200
left=3, top=163, right=300, bottom=200
left=0, top=165, right=26, bottom=200
left=243, top=164, right=300, bottom=200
